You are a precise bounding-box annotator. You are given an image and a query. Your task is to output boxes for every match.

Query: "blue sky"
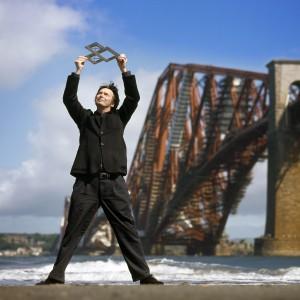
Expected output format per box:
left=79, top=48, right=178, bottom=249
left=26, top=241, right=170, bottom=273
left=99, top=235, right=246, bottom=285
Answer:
left=0, top=0, right=299, bottom=238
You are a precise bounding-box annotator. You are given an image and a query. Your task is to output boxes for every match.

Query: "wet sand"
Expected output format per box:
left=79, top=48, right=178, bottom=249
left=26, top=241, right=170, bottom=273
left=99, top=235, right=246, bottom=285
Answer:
left=0, top=284, right=300, bottom=300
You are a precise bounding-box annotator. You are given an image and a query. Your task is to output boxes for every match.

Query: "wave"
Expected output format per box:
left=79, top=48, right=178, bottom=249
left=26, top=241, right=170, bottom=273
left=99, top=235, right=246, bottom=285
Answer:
left=0, top=256, right=300, bottom=285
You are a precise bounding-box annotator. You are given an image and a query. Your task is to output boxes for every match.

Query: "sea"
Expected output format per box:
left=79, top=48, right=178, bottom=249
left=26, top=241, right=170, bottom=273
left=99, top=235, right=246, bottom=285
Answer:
left=0, top=255, right=300, bottom=286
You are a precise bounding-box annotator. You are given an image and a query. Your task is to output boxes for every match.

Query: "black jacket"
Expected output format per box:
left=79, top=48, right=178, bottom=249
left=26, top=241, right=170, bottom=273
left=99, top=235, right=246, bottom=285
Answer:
left=63, top=72, right=140, bottom=177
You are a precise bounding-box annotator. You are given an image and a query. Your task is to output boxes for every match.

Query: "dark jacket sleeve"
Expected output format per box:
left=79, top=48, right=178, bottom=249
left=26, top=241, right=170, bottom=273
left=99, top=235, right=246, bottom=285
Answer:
left=118, top=72, right=140, bottom=127
left=63, top=73, right=88, bottom=128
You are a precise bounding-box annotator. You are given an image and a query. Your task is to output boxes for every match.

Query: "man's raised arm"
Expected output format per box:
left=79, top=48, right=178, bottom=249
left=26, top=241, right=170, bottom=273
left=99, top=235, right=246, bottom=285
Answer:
left=117, top=54, right=140, bottom=126
left=63, top=56, right=88, bottom=127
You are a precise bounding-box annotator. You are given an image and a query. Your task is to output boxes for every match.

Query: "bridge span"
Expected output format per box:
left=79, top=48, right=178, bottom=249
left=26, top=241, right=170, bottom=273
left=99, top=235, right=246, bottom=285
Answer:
left=57, top=60, right=300, bottom=256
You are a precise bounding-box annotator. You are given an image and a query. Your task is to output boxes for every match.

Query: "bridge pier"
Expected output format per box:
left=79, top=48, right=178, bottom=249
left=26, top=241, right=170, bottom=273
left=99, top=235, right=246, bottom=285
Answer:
left=255, top=60, right=300, bottom=256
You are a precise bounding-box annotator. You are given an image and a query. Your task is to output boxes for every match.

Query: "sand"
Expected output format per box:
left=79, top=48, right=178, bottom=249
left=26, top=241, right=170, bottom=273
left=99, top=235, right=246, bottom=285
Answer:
left=0, top=284, right=300, bottom=300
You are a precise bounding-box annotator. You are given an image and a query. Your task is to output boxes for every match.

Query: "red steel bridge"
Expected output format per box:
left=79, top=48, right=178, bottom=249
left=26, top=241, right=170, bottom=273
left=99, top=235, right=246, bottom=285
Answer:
left=126, top=63, right=269, bottom=255
left=56, top=62, right=300, bottom=256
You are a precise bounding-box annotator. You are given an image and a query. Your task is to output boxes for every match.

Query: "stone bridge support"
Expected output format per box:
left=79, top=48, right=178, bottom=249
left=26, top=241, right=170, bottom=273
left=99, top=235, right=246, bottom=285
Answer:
left=255, top=60, right=300, bottom=255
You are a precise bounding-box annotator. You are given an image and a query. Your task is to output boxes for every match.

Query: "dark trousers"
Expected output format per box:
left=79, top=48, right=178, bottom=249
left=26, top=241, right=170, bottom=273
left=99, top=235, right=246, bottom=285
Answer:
left=48, top=173, right=150, bottom=282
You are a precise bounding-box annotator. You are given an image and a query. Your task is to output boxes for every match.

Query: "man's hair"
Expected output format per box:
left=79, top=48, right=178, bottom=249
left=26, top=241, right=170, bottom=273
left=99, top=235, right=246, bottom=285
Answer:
left=97, top=82, right=120, bottom=111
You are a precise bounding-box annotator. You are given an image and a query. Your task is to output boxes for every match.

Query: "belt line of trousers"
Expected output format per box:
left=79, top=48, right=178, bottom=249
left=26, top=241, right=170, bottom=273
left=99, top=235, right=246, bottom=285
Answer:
left=48, top=173, right=150, bottom=282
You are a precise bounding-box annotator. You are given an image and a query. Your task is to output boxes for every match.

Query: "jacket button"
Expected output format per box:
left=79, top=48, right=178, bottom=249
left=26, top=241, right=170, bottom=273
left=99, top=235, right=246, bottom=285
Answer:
left=101, top=142, right=104, bottom=146
left=100, top=131, right=104, bottom=135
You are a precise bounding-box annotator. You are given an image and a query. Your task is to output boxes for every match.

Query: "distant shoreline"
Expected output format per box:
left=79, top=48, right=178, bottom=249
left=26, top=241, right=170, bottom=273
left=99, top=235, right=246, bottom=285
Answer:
left=0, top=233, right=255, bottom=256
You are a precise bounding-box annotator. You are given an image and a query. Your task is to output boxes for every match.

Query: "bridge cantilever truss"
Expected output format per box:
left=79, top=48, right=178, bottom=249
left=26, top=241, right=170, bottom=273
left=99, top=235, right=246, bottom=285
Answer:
left=126, top=63, right=269, bottom=254
left=56, top=62, right=271, bottom=255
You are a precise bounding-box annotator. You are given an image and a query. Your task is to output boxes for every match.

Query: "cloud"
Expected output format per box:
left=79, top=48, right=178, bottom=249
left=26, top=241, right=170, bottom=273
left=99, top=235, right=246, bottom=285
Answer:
left=0, top=216, right=60, bottom=234
left=235, top=161, right=267, bottom=216
left=0, top=68, right=160, bottom=220
left=223, top=161, right=267, bottom=238
left=225, top=214, right=265, bottom=239
left=0, top=0, right=85, bottom=88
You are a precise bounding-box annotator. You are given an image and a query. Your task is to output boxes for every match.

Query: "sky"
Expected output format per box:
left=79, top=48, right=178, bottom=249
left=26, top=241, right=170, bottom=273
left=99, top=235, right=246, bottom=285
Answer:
left=0, top=0, right=299, bottom=239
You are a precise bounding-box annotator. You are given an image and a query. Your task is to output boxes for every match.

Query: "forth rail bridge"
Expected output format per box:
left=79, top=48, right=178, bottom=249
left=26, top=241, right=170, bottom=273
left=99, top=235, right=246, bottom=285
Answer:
left=56, top=60, right=300, bottom=256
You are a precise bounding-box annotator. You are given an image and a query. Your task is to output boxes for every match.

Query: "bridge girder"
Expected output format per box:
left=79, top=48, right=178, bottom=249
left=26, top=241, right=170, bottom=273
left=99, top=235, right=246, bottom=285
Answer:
left=127, top=63, right=269, bottom=254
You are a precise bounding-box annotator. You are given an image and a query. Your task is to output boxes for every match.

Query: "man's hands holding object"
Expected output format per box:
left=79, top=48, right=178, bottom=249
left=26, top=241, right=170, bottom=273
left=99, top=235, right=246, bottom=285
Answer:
left=74, top=53, right=128, bottom=75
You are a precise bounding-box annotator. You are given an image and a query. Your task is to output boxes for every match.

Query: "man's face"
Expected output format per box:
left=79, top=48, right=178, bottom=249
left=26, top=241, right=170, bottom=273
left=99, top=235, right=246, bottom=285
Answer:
left=95, top=87, right=115, bottom=110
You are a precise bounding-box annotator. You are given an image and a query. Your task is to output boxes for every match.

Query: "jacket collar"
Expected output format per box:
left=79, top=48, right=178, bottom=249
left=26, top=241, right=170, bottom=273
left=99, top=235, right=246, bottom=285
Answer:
left=91, top=109, right=116, bottom=132
left=94, top=109, right=114, bottom=116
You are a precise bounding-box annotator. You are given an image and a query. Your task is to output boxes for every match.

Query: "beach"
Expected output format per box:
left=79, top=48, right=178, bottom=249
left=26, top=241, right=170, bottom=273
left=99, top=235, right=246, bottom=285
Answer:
left=1, top=284, right=300, bottom=300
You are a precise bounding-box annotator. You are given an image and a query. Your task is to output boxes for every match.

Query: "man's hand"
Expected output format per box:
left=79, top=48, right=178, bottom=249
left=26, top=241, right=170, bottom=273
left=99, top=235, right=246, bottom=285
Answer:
left=116, top=54, right=128, bottom=73
left=74, top=56, right=88, bottom=75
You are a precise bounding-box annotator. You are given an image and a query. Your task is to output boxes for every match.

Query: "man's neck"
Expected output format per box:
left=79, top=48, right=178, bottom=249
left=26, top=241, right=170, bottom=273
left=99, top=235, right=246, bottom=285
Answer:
left=97, top=107, right=111, bottom=114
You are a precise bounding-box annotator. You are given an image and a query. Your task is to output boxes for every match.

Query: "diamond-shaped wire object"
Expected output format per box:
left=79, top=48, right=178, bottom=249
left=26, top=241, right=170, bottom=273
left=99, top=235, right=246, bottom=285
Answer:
left=85, top=42, right=120, bottom=64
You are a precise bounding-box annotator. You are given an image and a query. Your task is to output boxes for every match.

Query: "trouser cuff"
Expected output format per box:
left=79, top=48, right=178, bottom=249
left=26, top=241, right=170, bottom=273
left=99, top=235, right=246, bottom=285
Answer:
left=132, top=273, right=151, bottom=282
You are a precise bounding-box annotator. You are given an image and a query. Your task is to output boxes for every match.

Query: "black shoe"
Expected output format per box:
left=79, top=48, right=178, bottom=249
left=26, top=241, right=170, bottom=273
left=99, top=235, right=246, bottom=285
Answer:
left=140, top=275, right=164, bottom=285
left=35, top=277, right=64, bottom=285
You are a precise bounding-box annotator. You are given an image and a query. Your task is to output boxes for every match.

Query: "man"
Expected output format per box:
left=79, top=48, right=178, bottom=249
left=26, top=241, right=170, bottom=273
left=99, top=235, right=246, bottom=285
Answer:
left=36, top=54, right=163, bottom=285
